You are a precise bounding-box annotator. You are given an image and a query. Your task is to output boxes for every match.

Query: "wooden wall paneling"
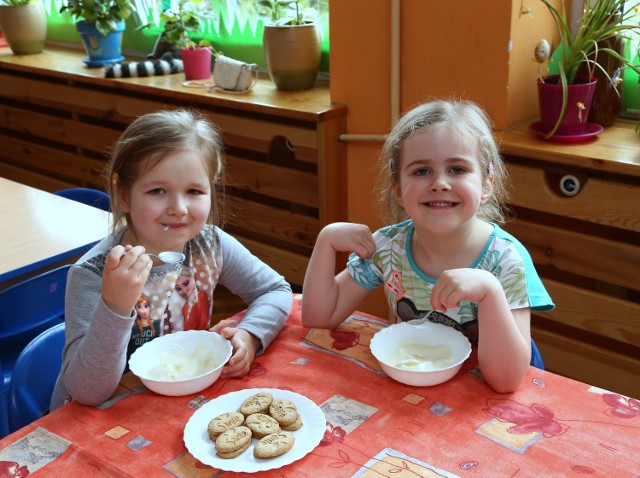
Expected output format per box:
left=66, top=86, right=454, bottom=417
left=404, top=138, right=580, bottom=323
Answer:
left=0, top=103, right=121, bottom=155
left=502, top=155, right=639, bottom=396
left=532, top=327, right=639, bottom=398
left=235, top=235, right=309, bottom=286
left=0, top=133, right=107, bottom=188
left=0, top=162, right=73, bottom=191
left=541, top=278, right=640, bottom=347
left=225, top=195, right=319, bottom=251
left=225, top=155, right=319, bottom=208
left=507, top=218, right=640, bottom=291
left=508, top=162, right=640, bottom=232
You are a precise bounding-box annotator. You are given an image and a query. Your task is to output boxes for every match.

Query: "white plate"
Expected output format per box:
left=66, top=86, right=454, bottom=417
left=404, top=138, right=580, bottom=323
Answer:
left=183, top=388, right=326, bottom=472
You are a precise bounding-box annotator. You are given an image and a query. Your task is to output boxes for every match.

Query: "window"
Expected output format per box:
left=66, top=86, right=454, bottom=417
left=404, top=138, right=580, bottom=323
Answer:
left=621, top=0, right=640, bottom=117
left=45, top=0, right=330, bottom=72
left=568, top=0, right=640, bottom=117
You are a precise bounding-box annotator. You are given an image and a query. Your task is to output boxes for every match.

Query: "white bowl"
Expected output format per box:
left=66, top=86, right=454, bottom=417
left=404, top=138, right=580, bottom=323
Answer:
left=370, top=320, right=472, bottom=387
left=129, top=330, right=232, bottom=396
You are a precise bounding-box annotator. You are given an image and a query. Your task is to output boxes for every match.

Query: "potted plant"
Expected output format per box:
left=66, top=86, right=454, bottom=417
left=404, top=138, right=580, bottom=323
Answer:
left=537, top=0, right=640, bottom=139
left=59, top=0, right=133, bottom=67
left=0, top=0, right=47, bottom=55
left=150, top=0, right=216, bottom=80
left=257, top=0, right=321, bottom=90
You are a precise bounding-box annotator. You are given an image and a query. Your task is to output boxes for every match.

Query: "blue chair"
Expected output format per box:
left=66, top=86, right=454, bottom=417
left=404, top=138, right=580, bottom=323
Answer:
left=8, top=323, right=65, bottom=433
left=531, top=339, right=544, bottom=370
left=0, top=265, right=70, bottom=438
left=54, top=187, right=110, bottom=212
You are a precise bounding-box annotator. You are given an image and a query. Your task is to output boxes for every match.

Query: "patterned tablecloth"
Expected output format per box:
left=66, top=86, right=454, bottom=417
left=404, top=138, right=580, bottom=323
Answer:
left=1, top=295, right=639, bottom=477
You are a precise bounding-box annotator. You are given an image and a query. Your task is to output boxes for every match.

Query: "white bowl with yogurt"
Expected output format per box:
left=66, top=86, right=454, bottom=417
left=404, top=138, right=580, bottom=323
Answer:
left=370, top=320, right=472, bottom=387
left=129, top=330, right=232, bottom=396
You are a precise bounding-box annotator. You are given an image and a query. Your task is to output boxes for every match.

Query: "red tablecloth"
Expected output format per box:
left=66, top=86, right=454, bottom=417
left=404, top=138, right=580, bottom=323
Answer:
left=1, top=295, right=639, bottom=477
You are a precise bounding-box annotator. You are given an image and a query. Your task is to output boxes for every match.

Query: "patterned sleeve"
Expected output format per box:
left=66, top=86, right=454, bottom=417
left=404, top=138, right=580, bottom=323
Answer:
left=487, top=238, right=555, bottom=312
left=346, top=230, right=388, bottom=290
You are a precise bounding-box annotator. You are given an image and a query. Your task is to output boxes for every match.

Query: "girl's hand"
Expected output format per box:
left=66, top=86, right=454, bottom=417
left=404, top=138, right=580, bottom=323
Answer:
left=321, top=222, right=377, bottom=258
left=219, top=328, right=260, bottom=378
left=430, top=268, right=501, bottom=312
left=102, top=245, right=153, bottom=317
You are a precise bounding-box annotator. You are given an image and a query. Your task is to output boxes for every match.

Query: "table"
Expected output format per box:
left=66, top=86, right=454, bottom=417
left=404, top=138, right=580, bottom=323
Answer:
left=0, top=178, right=111, bottom=285
left=1, top=295, right=639, bottom=477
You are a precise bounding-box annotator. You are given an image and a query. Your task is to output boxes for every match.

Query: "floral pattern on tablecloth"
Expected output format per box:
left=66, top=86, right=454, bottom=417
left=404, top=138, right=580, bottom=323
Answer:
left=302, top=315, right=389, bottom=373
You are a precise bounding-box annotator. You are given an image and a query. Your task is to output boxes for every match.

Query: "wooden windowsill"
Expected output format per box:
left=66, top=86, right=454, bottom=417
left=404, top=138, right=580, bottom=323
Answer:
left=496, top=120, right=640, bottom=178
left=0, top=45, right=345, bottom=123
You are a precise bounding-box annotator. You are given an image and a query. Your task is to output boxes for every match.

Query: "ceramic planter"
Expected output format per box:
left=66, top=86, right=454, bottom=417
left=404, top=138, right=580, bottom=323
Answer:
left=0, top=2, right=47, bottom=55
left=263, top=23, right=321, bottom=90
left=180, top=46, right=212, bottom=81
left=537, top=75, right=598, bottom=137
left=76, top=20, right=125, bottom=67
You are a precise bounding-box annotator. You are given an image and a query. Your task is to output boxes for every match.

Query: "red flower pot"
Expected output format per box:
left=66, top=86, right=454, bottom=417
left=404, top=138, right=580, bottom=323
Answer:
left=537, top=75, right=597, bottom=136
left=181, top=47, right=212, bottom=81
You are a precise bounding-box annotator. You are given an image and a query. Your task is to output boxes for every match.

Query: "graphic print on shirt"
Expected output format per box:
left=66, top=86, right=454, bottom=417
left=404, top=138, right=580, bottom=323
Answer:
left=127, top=294, right=162, bottom=359
left=384, top=270, right=408, bottom=303
left=126, top=254, right=216, bottom=357
left=395, top=296, right=479, bottom=343
left=173, top=265, right=211, bottom=331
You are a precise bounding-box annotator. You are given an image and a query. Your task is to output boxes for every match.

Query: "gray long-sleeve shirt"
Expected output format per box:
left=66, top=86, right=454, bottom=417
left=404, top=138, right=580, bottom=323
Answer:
left=50, top=225, right=292, bottom=411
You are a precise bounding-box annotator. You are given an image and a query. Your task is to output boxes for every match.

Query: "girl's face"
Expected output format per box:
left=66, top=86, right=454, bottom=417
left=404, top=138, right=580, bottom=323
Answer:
left=119, top=150, right=212, bottom=254
left=393, top=123, right=492, bottom=235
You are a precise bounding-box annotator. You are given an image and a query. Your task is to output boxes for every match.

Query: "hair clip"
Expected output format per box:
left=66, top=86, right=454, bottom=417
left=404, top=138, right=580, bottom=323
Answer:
left=488, top=163, right=494, bottom=177
left=111, top=172, right=119, bottom=188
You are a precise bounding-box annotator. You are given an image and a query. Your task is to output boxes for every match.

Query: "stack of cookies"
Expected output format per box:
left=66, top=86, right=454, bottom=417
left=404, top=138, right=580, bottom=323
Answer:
left=208, top=391, right=303, bottom=459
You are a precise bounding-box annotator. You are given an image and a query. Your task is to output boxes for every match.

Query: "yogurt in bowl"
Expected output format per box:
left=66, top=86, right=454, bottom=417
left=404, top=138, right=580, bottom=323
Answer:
left=370, top=321, right=472, bottom=387
left=129, top=330, right=232, bottom=396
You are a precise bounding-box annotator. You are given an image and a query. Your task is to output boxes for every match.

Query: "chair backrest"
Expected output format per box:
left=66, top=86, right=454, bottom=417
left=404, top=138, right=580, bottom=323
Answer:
left=8, top=323, right=65, bottom=433
left=531, top=338, right=544, bottom=370
left=0, top=265, right=70, bottom=340
left=54, top=187, right=110, bottom=212
left=0, top=264, right=70, bottom=438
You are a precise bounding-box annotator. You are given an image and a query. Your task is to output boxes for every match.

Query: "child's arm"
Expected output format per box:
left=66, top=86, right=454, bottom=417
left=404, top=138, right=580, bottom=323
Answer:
left=301, top=223, right=375, bottom=329
left=59, top=245, right=153, bottom=407
left=430, top=268, right=531, bottom=393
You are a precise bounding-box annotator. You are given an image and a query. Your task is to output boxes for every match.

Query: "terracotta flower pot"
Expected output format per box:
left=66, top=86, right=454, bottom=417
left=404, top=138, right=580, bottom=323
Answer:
left=537, top=75, right=597, bottom=136
left=263, top=23, right=321, bottom=91
left=0, top=2, right=47, bottom=55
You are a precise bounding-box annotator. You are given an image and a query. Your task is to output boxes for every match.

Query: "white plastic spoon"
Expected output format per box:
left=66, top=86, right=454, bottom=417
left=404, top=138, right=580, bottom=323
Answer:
left=146, top=251, right=185, bottom=265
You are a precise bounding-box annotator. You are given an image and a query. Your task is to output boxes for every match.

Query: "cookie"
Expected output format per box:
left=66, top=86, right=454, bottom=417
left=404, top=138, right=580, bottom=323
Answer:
left=282, top=413, right=303, bottom=431
left=239, top=392, right=273, bottom=416
left=268, top=398, right=298, bottom=427
left=207, top=412, right=245, bottom=441
left=215, top=426, right=252, bottom=459
left=245, top=413, right=281, bottom=438
left=253, top=431, right=295, bottom=459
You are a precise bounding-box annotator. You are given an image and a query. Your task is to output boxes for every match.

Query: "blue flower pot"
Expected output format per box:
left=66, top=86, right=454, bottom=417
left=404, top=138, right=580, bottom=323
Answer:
left=76, top=20, right=125, bottom=67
